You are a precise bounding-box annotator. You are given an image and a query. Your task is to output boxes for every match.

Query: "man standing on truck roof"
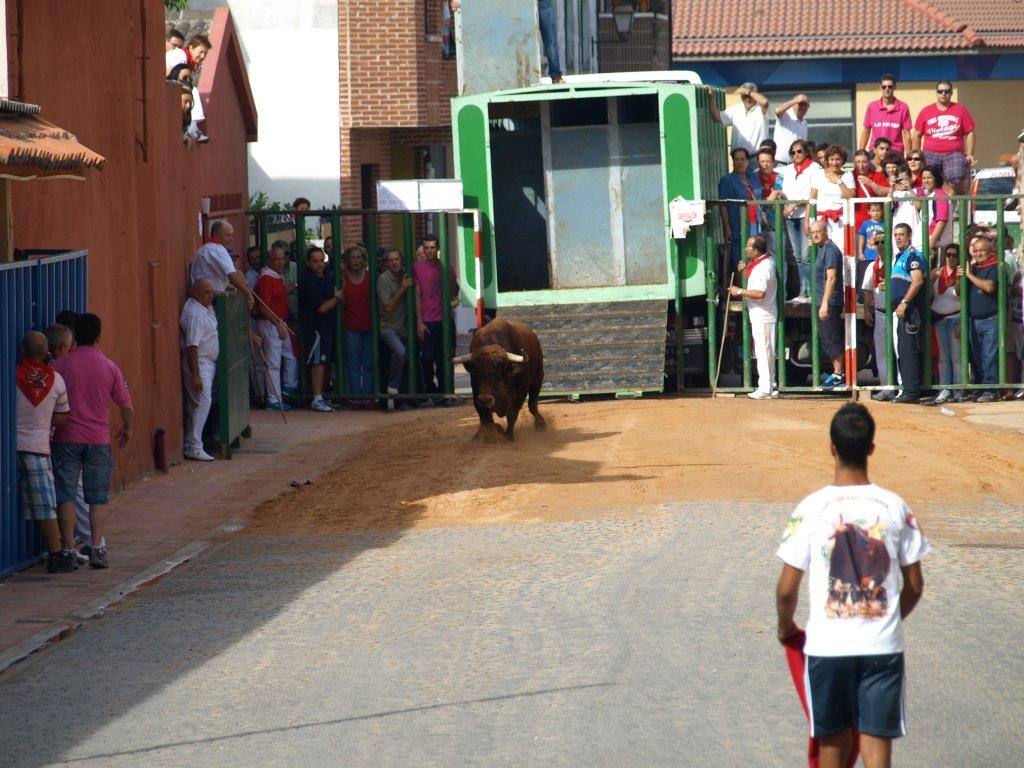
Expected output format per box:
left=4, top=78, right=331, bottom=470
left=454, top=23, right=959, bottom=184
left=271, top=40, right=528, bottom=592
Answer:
left=731, top=235, right=778, bottom=399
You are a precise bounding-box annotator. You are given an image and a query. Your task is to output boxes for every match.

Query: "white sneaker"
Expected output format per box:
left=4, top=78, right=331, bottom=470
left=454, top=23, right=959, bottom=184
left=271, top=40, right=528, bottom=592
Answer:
left=185, top=448, right=216, bottom=461
left=770, top=389, right=781, bottom=399
left=747, top=390, right=771, bottom=400
left=310, top=397, right=333, bottom=413
left=386, top=386, right=399, bottom=396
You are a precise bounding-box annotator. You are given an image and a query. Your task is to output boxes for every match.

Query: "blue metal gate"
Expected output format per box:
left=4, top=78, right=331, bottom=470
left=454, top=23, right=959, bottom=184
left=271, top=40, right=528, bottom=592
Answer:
left=0, top=250, right=87, bottom=578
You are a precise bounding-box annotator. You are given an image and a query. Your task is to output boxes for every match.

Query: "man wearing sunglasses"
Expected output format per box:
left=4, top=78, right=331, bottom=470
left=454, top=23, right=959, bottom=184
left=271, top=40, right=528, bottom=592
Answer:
left=859, top=75, right=912, bottom=156
left=913, top=80, right=976, bottom=195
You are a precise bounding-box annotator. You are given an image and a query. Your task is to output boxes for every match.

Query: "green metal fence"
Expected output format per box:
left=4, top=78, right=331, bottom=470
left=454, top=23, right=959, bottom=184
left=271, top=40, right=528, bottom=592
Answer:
left=247, top=209, right=460, bottom=406
left=706, top=192, right=1024, bottom=399
left=215, top=290, right=252, bottom=458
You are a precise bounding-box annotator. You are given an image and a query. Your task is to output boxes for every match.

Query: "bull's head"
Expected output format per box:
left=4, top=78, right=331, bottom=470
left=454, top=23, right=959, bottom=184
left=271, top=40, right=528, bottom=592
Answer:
left=453, top=346, right=530, bottom=416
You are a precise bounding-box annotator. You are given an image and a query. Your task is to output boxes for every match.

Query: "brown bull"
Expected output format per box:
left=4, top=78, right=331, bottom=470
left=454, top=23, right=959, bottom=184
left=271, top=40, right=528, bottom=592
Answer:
left=453, top=318, right=546, bottom=441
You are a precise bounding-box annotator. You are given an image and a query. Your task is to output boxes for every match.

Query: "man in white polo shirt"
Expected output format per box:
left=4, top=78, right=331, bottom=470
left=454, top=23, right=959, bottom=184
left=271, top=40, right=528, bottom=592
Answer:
left=730, top=235, right=778, bottom=399
left=180, top=278, right=219, bottom=461
left=188, top=219, right=254, bottom=310
left=707, top=81, right=770, bottom=155
left=776, top=403, right=929, bottom=768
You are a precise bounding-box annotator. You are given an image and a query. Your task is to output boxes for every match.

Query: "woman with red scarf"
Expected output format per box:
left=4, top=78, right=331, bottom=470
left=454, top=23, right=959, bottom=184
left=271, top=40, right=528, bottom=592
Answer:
left=930, top=244, right=962, bottom=404
left=780, top=139, right=824, bottom=299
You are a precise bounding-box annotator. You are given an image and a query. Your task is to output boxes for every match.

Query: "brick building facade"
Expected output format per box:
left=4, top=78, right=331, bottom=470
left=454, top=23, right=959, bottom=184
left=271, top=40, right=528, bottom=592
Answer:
left=338, top=0, right=457, bottom=246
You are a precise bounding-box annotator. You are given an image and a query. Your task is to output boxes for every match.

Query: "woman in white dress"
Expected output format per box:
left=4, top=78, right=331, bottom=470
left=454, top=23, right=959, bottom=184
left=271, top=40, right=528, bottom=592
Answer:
left=809, top=145, right=855, bottom=252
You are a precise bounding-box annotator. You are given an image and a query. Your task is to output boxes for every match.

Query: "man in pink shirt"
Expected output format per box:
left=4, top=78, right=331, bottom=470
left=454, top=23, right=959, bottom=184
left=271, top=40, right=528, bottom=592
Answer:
left=859, top=74, right=912, bottom=155
left=413, top=234, right=457, bottom=401
left=51, top=313, right=134, bottom=570
left=16, top=331, right=73, bottom=573
left=913, top=80, right=976, bottom=194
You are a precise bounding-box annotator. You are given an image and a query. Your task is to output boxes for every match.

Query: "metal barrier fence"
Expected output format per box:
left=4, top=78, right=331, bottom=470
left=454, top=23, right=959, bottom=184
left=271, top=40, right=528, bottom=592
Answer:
left=0, top=250, right=88, bottom=578
left=248, top=209, right=467, bottom=404
left=706, top=193, right=1023, bottom=398
left=215, top=291, right=252, bottom=458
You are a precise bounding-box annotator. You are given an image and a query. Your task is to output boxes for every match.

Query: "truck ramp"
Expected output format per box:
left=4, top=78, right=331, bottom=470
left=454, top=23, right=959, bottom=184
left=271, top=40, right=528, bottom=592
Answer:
left=500, top=301, right=667, bottom=396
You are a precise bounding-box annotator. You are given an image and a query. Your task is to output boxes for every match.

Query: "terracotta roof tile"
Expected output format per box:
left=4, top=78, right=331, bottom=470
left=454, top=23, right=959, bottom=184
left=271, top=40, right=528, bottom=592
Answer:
left=0, top=101, right=105, bottom=180
left=672, top=0, right=1024, bottom=58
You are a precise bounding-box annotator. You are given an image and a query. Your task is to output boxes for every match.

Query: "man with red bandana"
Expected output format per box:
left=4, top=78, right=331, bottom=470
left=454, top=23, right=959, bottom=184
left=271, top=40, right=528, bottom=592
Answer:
left=730, top=235, right=778, bottom=399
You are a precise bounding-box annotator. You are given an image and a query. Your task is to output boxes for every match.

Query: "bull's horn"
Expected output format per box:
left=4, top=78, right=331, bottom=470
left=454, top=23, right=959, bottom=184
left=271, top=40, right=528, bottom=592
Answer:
left=504, top=352, right=526, bottom=363
left=452, top=354, right=472, bottom=364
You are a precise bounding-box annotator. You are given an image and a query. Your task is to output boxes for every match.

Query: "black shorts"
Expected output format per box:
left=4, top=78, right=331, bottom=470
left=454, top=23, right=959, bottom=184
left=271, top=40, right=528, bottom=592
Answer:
left=806, top=653, right=906, bottom=739
left=301, top=326, right=335, bottom=366
left=818, top=305, right=845, bottom=360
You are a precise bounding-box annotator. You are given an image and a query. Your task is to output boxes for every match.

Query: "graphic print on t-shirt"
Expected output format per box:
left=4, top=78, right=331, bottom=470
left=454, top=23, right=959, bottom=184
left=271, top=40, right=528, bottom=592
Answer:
left=826, top=515, right=891, bottom=619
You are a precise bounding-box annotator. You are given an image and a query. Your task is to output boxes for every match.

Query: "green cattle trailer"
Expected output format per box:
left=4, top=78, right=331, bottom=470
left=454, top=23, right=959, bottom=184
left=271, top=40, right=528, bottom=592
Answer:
left=451, top=80, right=727, bottom=395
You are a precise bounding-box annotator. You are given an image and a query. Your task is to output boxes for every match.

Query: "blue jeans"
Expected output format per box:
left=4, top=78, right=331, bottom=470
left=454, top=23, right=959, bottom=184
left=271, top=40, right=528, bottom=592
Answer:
left=379, top=329, right=407, bottom=391
left=934, top=314, right=962, bottom=387
left=345, top=330, right=373, bottom=395
left=785, top=218, right=809, bottom=295
left=538, top=0, right=562, bottom=79
left=969, top=314, right=999, bottom=386
left=51, top=443, right=114, bottom=505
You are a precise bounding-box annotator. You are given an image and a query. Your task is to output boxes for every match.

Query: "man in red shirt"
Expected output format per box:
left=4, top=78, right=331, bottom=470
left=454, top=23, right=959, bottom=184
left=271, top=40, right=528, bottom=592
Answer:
left=859, top=74, right=912, bottom=155
left=255, top=246, right=297, bottom=411
left=913, top=80, right=976, bottom=194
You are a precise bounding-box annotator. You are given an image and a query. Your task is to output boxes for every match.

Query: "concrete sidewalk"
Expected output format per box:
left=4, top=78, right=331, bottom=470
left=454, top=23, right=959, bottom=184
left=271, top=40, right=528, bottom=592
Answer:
left=0, top=408, right=390, bottom=670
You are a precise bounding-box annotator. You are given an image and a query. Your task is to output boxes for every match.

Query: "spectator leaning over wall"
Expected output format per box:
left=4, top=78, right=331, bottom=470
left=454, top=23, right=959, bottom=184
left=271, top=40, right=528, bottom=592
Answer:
left=860, top=73, right=912, bottom=155
left=914, top=81, right=975, bottom=195
left=180, top=278, right=220, bottom=461
left=772, top=94, right=809, bottom=166
left=780, top=139, right=823, bottom=300
left=960, top=236, right=1000, bottom=403
left=717, top=147, right=760, bottom=271
left=707, top=83, right=769, bottom=156
left=16, top=331, right=72, bottom=573
left=51, top=313, right=134, bottom=571
left=166, top=34, right=211, bottom=143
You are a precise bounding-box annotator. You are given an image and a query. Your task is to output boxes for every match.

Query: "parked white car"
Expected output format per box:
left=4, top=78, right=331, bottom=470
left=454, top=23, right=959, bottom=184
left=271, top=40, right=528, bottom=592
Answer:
left=970, top=166, right=1020, bottom=227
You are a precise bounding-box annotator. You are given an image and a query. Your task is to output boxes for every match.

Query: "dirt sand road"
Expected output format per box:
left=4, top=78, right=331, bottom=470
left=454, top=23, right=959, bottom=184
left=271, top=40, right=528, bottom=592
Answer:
left=250, top=399, right=1024, bottom=547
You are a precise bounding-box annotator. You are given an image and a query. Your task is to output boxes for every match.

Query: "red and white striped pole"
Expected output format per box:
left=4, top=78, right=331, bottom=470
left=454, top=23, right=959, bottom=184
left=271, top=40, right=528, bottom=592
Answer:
left=472, top=209, right=485, bottom=328
left=843, top=198, right=858, bottom=389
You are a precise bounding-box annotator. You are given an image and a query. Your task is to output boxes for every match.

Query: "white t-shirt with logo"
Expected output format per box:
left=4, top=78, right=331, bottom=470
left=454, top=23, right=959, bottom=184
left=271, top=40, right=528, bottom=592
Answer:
left=777, top=483, right=930, bottom=657
left=746, top=257, right=777, bottom=324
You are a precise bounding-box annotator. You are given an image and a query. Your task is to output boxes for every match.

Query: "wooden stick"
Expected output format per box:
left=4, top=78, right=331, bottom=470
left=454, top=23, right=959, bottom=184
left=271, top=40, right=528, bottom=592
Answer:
left=712, top=271, right=735, bottom=396
left=252, top=290, right=300, bottom=339
left=251, top=334, right=287, bottom=424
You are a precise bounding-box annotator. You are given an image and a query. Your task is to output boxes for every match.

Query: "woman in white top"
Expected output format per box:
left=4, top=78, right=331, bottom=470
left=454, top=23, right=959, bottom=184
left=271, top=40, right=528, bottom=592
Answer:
left=930, top=243, right=962, bottom=404
left=779, top=139, right=824, bottom=297
left=809, top=145, right=854, bottom=252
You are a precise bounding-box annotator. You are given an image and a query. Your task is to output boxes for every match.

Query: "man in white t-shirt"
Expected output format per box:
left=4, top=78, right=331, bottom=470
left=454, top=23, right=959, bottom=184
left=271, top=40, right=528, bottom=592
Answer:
left=707, top=82, right=769, bottom=155
left=188, top=219, right=255, bottom=309
left=776, top=403, right=929, bottom=768
left=16, top=331, right=73, bottom=573
left=772, top=94, right=810, bottom=165
left=730, top=235, right=778, bottom=399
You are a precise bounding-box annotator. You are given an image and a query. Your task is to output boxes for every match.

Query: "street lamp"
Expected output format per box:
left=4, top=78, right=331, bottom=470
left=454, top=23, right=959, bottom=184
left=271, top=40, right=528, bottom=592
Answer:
left=612, top=1, right=636, bottom=41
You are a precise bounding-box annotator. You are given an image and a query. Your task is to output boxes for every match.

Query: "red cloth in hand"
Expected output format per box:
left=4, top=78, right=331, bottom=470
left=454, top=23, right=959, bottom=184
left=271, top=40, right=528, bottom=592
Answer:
left=780, top=628, right=860, bottom=768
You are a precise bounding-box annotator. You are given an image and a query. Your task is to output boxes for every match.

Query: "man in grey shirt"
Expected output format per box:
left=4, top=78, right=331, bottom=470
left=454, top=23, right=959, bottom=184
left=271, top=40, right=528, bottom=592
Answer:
left=377, top=248, right=413, bottom=395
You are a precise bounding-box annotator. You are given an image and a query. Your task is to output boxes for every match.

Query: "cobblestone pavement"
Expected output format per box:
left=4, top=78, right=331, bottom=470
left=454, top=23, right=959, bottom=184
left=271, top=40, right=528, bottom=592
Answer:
left=0, top=501, right=1020, bottom=767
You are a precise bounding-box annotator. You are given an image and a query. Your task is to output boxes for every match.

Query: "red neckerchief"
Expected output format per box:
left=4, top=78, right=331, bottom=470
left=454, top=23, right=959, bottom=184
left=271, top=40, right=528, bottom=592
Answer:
left=185, top=47, right=196, bottom=69
left=912, top=172, right=923, bottom=187
left=872, top=257, right=884, bottom=287
left=737, top=173, right=757, bottom=224
left=744, top=253, right=771, bottom=281
left=818, top=209, right=843, bottom=223
left=16, top=359, right=56, bottom=407
left=792, top=157, right=813, bottom=178
left=757, top=170, right=778, bottom=199
left=976, top=257, right=998, bottom=270
left=938, top=264, right=958, bottom=294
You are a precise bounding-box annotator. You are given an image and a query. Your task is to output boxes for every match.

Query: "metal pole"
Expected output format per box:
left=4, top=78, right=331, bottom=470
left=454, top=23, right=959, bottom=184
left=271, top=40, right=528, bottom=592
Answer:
left=775, top=201, right=786, bottom=391
left=919, top=197, right=931, bottom=388
left=809, top=203, right=820, bottom=387
left=705, top=231, right=718, bottom=388
left=958, top=199, right=970, bottom=394
left=883, top=201, right=895, bottom=387
left=473, top=210, right=485, bottom=328
left=368, top=215, right=381, bottom=399
left=739, top=213, right=751, bottom=389
left=996, top=197, right=1008, bottom=387
left=331, top=214, right=345, bottom=397
left=403, top=214, right=419, bottom=395
left=439, top=214, right=455, bottom=394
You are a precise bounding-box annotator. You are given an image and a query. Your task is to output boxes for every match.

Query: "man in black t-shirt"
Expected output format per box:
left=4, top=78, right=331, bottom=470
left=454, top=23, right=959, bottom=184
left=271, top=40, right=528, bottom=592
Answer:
left=811, top=220, right=846, bottom=389
left=298, top=247, right=343, bottom=412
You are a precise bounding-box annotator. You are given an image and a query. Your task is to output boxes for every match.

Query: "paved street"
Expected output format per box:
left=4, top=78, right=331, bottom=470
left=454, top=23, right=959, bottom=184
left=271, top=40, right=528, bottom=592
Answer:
left=1, top=499, right=1021, bottom=767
